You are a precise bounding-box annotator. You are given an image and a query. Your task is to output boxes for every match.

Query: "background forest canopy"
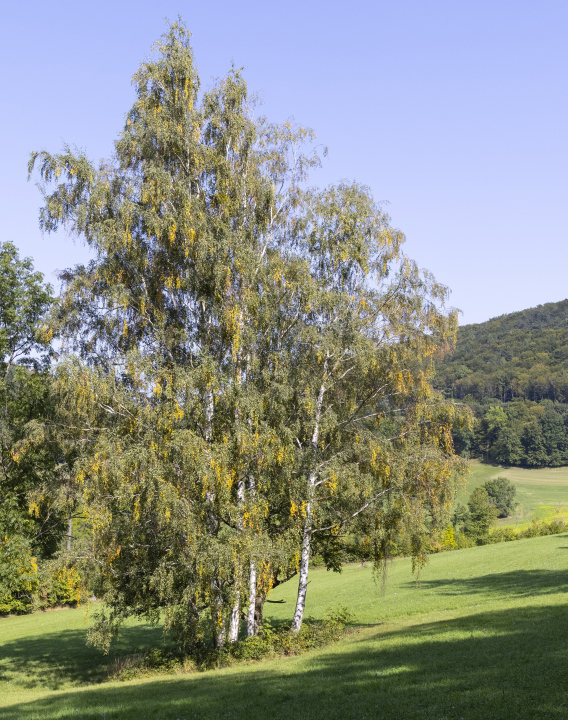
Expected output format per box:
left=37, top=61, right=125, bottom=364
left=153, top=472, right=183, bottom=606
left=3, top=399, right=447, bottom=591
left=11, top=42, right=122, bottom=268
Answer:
left=434, top=299, right=568, bottom=467
left=1, top=21, right=468, bottom=652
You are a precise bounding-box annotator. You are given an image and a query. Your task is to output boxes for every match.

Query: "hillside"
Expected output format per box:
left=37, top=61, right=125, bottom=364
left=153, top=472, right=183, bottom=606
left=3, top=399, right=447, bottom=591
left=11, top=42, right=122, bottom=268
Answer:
left=435, top=298, right=568, bottom=403
left=2, top=535, right=568, bottom=719
left=434, top=299, right=568, bottom=466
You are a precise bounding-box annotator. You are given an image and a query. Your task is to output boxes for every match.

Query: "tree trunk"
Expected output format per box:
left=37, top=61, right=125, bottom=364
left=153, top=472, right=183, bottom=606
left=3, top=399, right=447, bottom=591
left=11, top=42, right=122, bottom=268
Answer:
left=210, top=579, right=226, bottom=649
left=66, top=514, right=73, bottom=553
left=228, top=474, right=246, bottom=643
left=245, top=473, right=257, bottom=636
left=290, top=500, right=312, bottom=633
left=204, top=374, right=227, bottom=648
left=291, top=368, right=326, bottom=634
left=254, top=590, right=265, bottom=635
left=246, top=560, right=257, bottom=636
left=228, top=598, right=240, bottom=644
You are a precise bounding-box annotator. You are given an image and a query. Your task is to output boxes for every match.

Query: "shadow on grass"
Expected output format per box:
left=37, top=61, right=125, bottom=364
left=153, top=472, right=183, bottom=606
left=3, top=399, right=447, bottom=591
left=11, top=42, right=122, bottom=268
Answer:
left=4, top=601, right=568, bottom=720
left=402, top=568, right=568, bottom=598
left=0, top=622, right=167, bottom=690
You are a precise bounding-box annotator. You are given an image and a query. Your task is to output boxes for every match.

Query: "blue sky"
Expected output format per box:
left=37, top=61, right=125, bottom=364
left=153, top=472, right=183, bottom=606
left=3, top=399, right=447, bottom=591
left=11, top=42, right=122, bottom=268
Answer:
left=2, top=0, right=567, bottom=325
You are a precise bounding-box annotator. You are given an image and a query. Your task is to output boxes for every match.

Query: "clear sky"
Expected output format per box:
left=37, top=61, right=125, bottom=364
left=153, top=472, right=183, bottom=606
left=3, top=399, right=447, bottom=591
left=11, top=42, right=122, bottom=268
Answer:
left=2, top=0, right=567, bottom=325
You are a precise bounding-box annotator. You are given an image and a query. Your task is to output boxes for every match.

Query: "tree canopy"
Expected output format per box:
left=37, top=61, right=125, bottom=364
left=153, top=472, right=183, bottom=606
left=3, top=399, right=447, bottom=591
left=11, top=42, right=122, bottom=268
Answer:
left=0, top=242, right=63, bottom=614
left=434, top=299, right=568, bottom=405
left=29, top=22, right=466, bottom=650
left=434, top=299, right=568, bottom=467
left=483, top=477, right=517, bottom=518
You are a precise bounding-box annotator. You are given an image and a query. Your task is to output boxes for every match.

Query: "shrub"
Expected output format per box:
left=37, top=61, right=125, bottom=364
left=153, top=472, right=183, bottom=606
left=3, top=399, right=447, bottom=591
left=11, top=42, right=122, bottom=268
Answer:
left=33, top=557, right=86, bottom=610
left=520, top=519, right=563, bottom=539
left=454, top=532, right=475, bottom=549
left=0, top=540, right=38, bottom=616
left=440, top=525, right=458, bottom=550
left=465, top=487, right=499, bottom=541
left=110, top=608, right=352, bottom=681
left=488, top=526, right=517, bottom=543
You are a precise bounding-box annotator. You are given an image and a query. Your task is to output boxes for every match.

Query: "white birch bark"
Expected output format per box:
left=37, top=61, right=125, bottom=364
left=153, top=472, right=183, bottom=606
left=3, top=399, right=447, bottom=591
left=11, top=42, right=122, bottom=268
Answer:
left=246, top=472, right=257, bottom=636
left=246, top=560, right=257, bottom=636
left=291, top=367, right=327, bottom=633
left=204, top=383, right=214, bottom=444
left=228, top=315, right=246, bottom=644
left=290, top=484, right=314, bottom=632
left=228, top=476, right=245, bottom=643
left=204, top=371, right=226, bottom=648
left=227, top=594, right=241, bottom=644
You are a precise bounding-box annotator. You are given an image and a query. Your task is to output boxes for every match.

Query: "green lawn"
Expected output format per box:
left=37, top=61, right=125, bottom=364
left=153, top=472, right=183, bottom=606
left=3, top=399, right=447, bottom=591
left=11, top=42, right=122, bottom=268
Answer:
left=457, top=460, right=568, bottom=526
left=2, top=533, right=568, bottom=719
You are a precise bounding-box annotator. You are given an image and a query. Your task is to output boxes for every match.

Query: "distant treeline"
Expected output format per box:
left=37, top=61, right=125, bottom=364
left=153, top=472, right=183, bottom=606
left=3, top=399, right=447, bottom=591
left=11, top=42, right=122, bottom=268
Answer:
left=435, top=299, right=568, bottom=467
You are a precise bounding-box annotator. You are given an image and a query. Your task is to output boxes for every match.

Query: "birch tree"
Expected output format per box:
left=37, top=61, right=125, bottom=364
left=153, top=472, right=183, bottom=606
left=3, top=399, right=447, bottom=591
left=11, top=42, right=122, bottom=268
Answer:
left=30, top=21, right=465, bottom=647
left=243, top=184, right=467, bottom=632
left=30, top=22, right=314, bottom=649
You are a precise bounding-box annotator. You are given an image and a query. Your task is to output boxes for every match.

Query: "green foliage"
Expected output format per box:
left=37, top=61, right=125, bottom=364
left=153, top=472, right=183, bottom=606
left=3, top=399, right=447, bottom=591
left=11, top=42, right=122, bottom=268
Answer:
left=520, top=518, right=564, bottom=538
left=486, top=525, right=517, bottom=542
left=0, top=242, right=70, bottom=613
left=29, top=21, right=466, bottom=647
left=452, top=515, right=564, bottom=550
left=111, top=607, right=352, bottom=680
left=483, top=476, right=517, bottom=517
left=0, top=241, right=53, bottom=372
left=0, top=529, right=87, bottom=616
left=439, top=524, right=457, bottom=550
left=0, top=530, right=37, bottom=615
left=34, top=557, right=85, bottom=610
left=434, top=299, right=568, bottom=467
left=451, top=487, right=498, bottom=543
left=451, top=502, right=470, bottom=529
left=435, top=298, right=568, bottom=404
left=466, top=487, right=498, bottom=539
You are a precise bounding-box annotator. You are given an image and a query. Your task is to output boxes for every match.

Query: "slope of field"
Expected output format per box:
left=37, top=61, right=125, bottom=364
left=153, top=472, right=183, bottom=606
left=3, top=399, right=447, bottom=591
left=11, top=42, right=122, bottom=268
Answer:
left=2, top=534, right=568, bottom=720
left=458, top=460, right=568, bottom=525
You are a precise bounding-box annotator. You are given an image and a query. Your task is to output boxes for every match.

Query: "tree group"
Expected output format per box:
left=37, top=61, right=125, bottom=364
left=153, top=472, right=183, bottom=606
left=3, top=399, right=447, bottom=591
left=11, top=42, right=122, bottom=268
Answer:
left=1, top=22, right=467, bottom=650
left=435, top=299, right=568, bottom=468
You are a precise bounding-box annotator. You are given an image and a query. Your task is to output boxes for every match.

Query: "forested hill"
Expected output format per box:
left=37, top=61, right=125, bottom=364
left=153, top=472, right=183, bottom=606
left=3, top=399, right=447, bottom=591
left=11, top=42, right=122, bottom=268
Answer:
left=435, top=299, right=568, bottom=403
left=434, top=299, right=568, bottom=467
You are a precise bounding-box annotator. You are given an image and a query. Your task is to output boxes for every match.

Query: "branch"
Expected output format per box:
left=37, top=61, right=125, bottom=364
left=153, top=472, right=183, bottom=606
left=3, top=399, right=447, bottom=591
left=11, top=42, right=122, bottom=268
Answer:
left=312, top=487, right=395, bottom=534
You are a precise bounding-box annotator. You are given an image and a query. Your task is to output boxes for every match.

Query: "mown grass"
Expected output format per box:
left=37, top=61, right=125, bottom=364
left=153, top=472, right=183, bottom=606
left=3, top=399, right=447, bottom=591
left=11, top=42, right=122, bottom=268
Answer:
left=2, top=533, right=568, bottom=719
left=457, top=460, right=568, bottom=527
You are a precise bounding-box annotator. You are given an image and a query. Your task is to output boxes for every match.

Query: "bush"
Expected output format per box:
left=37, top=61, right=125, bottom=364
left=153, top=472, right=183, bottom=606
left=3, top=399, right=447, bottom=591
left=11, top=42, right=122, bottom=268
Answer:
left=450, top=518, right=565, bottom=549
left=33, top=557, right=86, bottom=610
left=440, top=525, right=458, bottom=550
left=454, top=532, right=475, bottom=549
left=465, top=487, right=498, bottom=541
left=110, top=607, right=352, bottom=681
left=0, top=539, right=38, bottom=616
left=520, top=519, right=563, bottom=539
left=487, top=526, right=517, bottom=543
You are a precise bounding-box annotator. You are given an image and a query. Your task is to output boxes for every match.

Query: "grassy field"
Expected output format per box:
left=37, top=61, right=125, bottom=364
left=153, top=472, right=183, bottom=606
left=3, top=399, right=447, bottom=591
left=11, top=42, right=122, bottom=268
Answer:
left=2, top=533, right=568, bottom=719
left=456, top=460, right=568, bottom=526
